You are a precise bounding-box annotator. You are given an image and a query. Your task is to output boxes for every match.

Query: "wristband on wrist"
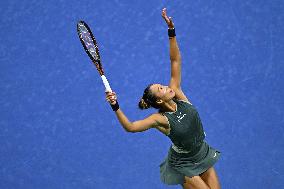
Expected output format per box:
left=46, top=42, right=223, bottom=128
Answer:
left=111, top=101, right=120, bottom=111
left=168, top=28, right=176, bottom=38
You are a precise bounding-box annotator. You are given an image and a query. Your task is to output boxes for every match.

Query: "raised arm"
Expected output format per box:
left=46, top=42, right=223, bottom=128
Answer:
left=162, top=8, right=189, bottom=102
left=106, top=92, right=162, bottom=133
left=162, top=8, right=181, bottom=89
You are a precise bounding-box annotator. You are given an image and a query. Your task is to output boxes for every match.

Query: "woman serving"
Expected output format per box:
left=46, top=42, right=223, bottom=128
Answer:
left=106, top=8, right=221, bottom=189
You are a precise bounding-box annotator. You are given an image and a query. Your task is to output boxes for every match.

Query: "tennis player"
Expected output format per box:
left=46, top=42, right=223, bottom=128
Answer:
left=106, top=8, right=221, bottom=189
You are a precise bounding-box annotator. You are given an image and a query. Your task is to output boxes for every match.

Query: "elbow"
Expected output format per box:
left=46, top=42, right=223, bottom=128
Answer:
left=170, top=56, right=181, bottom=63
left=124, top=128, right=133, bottom=133
left=126, top=127, right=137, bottom=133
left=124, top=123, right=136, bottom=133
left=125, top=129, right=136, bottom=133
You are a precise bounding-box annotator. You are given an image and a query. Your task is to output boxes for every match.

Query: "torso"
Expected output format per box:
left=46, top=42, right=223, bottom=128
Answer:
left=153, top=99, right=193, bottom=135
left=158, top=99, right=205, bottom=151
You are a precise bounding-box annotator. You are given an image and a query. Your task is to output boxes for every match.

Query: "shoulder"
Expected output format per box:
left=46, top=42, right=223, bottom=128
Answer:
left=151, top=113, right=171, bottom=135
left=151, top=113, right=169, bottom=126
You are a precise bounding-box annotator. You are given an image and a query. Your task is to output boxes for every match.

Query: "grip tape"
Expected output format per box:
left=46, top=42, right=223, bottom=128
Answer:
left=101, top=75, right=112, bottom=92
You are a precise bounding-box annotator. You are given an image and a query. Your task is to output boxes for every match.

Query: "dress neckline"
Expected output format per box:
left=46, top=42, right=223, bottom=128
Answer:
left=160, top=99, right=178, bottom=114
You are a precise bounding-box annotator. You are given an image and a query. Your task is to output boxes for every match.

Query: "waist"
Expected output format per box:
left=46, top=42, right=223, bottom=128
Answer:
left=171, top=144, right=191, bottom=153
left=171, top=141, right=204, bottom=155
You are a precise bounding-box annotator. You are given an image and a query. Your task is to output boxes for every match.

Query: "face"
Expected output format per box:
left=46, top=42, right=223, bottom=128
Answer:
left=149, top=84, right=175, bottom=103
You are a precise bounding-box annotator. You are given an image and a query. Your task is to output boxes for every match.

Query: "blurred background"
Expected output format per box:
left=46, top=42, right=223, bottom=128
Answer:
left=0, top=0, right=283, bottom=188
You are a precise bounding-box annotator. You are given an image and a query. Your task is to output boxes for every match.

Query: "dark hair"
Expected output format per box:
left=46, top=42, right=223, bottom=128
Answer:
left=138, top=84, right=160, bottom=110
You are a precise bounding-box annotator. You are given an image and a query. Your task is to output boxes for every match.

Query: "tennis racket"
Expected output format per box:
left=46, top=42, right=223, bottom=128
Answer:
left=77, top=20, right=112, bottom=92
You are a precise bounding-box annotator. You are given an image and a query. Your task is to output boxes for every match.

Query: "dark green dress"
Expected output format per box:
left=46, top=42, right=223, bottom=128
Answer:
left=159, top=99, right=221, bottom=185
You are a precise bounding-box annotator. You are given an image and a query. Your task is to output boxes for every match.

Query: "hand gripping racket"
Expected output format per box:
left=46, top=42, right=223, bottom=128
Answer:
left=77, top=20, right=112, bottom=92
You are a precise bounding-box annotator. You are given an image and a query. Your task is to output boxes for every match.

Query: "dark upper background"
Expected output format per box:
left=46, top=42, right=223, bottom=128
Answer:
left=0, top=0, right=283, bottom=188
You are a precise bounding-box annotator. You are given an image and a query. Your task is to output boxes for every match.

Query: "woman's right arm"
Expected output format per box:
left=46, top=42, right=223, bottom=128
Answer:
left=106, top=92, right=161, bottom=133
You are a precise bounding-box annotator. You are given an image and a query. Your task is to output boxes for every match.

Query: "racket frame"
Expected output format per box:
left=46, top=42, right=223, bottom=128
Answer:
left=77, top=21, right=112, bottom=92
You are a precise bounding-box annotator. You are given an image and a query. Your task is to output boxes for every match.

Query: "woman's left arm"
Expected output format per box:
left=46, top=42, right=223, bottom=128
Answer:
left=162, top=8, right=189, bottom=102
left=169, top=33, right=181, bottom=89
left=162, top=8, right=181, bottom=89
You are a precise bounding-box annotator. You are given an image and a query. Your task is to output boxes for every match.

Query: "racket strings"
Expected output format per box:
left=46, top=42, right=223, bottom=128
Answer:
left=78, top=24, right=100, bottom=62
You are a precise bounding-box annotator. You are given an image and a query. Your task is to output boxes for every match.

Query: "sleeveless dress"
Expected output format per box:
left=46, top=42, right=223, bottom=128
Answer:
left=159, top=99, right=221, bottom=185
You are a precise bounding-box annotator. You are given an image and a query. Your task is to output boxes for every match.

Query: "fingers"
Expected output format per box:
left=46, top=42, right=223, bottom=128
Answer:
left=106, top=92, right=116, bottom=100
left=162, top=8, right=167, bottom=17
left=162, top=8, right=168, bottom=20
left=106, top=92, right=117, bottom=104
left=162, top=8, right=174, bottom=27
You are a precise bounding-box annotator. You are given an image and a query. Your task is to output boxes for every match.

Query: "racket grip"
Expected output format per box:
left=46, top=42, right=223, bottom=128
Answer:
left=101, top=75, right=112, bottom=92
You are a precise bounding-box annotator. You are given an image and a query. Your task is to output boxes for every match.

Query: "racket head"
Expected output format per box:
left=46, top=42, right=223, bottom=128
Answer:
left=77, top=20, right=104, bottom=75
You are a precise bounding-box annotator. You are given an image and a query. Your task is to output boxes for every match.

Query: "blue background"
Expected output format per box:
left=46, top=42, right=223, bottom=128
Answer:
left=1, top=0, right=283, bottom=188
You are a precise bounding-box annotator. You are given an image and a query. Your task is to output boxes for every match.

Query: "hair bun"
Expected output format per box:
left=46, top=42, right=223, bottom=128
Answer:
left=138, top=98, right=151, bottom=110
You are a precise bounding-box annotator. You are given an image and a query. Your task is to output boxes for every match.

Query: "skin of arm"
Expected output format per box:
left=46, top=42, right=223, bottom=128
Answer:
left=114, top=110, right=160, bottom=132
left=169, top=35, right=182, bottom=89
left=162, top=8, right=189, bottom=102
left=106, top=92, right=164, bottom=133
left=107, top=85, right=183, bottom=133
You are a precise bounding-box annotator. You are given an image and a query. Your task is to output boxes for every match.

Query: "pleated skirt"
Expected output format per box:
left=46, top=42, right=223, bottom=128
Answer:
left=159, top=141, right=221, bottom=185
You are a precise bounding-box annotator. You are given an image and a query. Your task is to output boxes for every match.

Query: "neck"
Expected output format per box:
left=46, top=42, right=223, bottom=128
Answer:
left=160, top=99, right=177, bottom=112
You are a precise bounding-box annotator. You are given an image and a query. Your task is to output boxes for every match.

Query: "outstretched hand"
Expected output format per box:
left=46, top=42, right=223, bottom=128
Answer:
left=162, top=8, right=174, bottom=28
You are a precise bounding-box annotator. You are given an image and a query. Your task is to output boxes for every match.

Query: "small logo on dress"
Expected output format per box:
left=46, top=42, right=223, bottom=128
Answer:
left=177, top=112, right=186, bottom=122
left=213, top=152, right=217, bottom=158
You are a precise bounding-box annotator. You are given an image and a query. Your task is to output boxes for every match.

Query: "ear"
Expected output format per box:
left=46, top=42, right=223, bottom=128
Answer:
left=156, top=99, right=163, bottom=105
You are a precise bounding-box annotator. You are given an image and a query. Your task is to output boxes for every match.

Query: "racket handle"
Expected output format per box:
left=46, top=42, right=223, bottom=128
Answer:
left=101, top=75, right=112, bottom=92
